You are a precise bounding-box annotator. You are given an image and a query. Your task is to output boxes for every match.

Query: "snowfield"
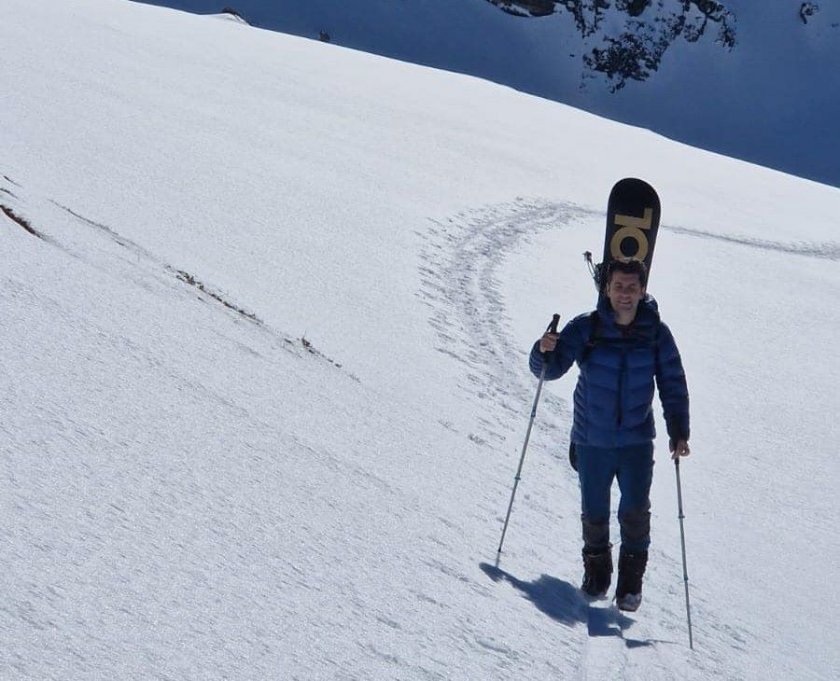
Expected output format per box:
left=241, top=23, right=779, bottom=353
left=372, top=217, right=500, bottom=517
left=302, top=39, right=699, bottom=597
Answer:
left=132, top=0, right=840, bottom=187
left=1, top=0, right=839, bottom=679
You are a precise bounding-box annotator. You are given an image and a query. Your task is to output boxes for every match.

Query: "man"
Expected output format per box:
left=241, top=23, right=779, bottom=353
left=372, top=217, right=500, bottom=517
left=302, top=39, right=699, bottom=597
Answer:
left=529, top=258, right=689, bottom=612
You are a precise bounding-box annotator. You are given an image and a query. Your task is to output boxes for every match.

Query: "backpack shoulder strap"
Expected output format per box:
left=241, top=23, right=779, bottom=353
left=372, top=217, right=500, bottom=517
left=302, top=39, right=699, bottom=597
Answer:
left=580, top=311, right=600, bottom=364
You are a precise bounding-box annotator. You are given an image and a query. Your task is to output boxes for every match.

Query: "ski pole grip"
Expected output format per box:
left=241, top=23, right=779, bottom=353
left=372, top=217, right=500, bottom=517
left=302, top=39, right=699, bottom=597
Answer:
left=539, top=314, right=561, bottom=362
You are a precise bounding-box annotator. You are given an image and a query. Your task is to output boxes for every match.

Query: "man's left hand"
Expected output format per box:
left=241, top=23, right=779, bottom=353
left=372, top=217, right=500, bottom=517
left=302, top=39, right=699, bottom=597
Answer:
left=671, top=439, right=690, bottom=460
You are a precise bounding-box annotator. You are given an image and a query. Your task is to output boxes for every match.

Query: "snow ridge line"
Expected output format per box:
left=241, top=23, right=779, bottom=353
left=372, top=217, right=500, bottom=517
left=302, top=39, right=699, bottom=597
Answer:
left=0, top=174, right=352, bottom=377
left=1, top=203, right=43, bottom=239
left=665, top=223, right=840, bottom=260
left=54, top=202, right=266, bottom=327
left=59, top=206, right=355, bottom=376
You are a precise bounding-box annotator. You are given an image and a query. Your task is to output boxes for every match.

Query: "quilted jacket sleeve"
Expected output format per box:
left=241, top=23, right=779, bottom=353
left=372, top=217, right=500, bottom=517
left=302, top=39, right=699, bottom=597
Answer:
left=528, top=315, right=588, bottom=381
left=655, top=322, right=690, bottom=442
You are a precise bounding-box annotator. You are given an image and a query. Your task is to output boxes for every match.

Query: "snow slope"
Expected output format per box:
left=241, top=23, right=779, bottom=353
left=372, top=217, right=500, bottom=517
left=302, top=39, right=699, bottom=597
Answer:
left=133, top=0, right=840, bottom=187
left=2, top=0, right=840, bottom=679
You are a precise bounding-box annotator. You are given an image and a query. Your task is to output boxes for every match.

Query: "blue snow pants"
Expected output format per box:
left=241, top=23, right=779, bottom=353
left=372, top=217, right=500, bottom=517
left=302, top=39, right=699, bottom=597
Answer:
left=575, top=442, right=654, bottom=553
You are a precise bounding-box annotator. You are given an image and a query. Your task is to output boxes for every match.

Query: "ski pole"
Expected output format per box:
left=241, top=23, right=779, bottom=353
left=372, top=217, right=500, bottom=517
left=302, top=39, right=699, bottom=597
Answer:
left=675, top=457, right=694, bottom=649
left=494, top=313, right=560, bottom=568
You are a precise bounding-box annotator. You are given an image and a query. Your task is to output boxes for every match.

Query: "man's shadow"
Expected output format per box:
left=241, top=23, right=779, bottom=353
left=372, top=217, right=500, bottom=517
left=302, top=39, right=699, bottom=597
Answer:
left=479, top=562, right=657, bottom=648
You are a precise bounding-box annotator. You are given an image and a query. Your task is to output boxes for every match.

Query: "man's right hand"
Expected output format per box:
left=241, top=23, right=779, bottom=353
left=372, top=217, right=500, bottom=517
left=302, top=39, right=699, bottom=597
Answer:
left=539, top=332, right=559, bottom=354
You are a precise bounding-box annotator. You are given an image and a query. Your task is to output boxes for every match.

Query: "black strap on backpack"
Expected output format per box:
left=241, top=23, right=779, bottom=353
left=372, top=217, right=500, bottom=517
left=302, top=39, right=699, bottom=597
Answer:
left=580, top=311, right=600, bottom=364
left=580, top=310, right=661, bottom=365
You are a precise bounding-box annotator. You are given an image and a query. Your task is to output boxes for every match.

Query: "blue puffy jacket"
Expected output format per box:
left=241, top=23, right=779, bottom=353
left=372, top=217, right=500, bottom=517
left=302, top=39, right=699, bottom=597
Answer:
left=529, top=297, right=689, bottom=448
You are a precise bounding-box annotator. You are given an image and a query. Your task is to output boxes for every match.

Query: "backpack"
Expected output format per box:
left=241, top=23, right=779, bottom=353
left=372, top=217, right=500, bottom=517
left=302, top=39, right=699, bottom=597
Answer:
left=579, top=311, right=662, bottom=367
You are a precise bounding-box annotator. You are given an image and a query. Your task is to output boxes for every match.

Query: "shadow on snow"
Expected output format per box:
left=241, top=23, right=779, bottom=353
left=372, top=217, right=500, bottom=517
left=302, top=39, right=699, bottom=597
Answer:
left=479, top=562, right=662, bottom=649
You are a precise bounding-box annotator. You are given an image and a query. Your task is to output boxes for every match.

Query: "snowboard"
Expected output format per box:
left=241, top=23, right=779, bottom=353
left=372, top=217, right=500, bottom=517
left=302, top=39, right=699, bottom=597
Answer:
left=590, top=178, right=661, bottom=300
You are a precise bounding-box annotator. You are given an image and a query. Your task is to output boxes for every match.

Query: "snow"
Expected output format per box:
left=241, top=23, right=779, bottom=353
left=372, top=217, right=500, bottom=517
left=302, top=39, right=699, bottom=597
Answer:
left=1, top=0, right=839, bottom=679
left=131, top=0, right=840, bottom=188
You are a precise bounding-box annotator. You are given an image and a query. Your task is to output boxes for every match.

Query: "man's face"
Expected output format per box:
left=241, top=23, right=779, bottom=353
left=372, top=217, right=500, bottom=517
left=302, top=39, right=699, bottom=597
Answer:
left=606, top=270, right=646, bottom=318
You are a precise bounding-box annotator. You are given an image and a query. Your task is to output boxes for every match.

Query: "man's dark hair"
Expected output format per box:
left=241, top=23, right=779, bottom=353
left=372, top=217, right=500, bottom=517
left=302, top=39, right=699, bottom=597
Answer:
left=606, top=258, right=648, bottom=287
